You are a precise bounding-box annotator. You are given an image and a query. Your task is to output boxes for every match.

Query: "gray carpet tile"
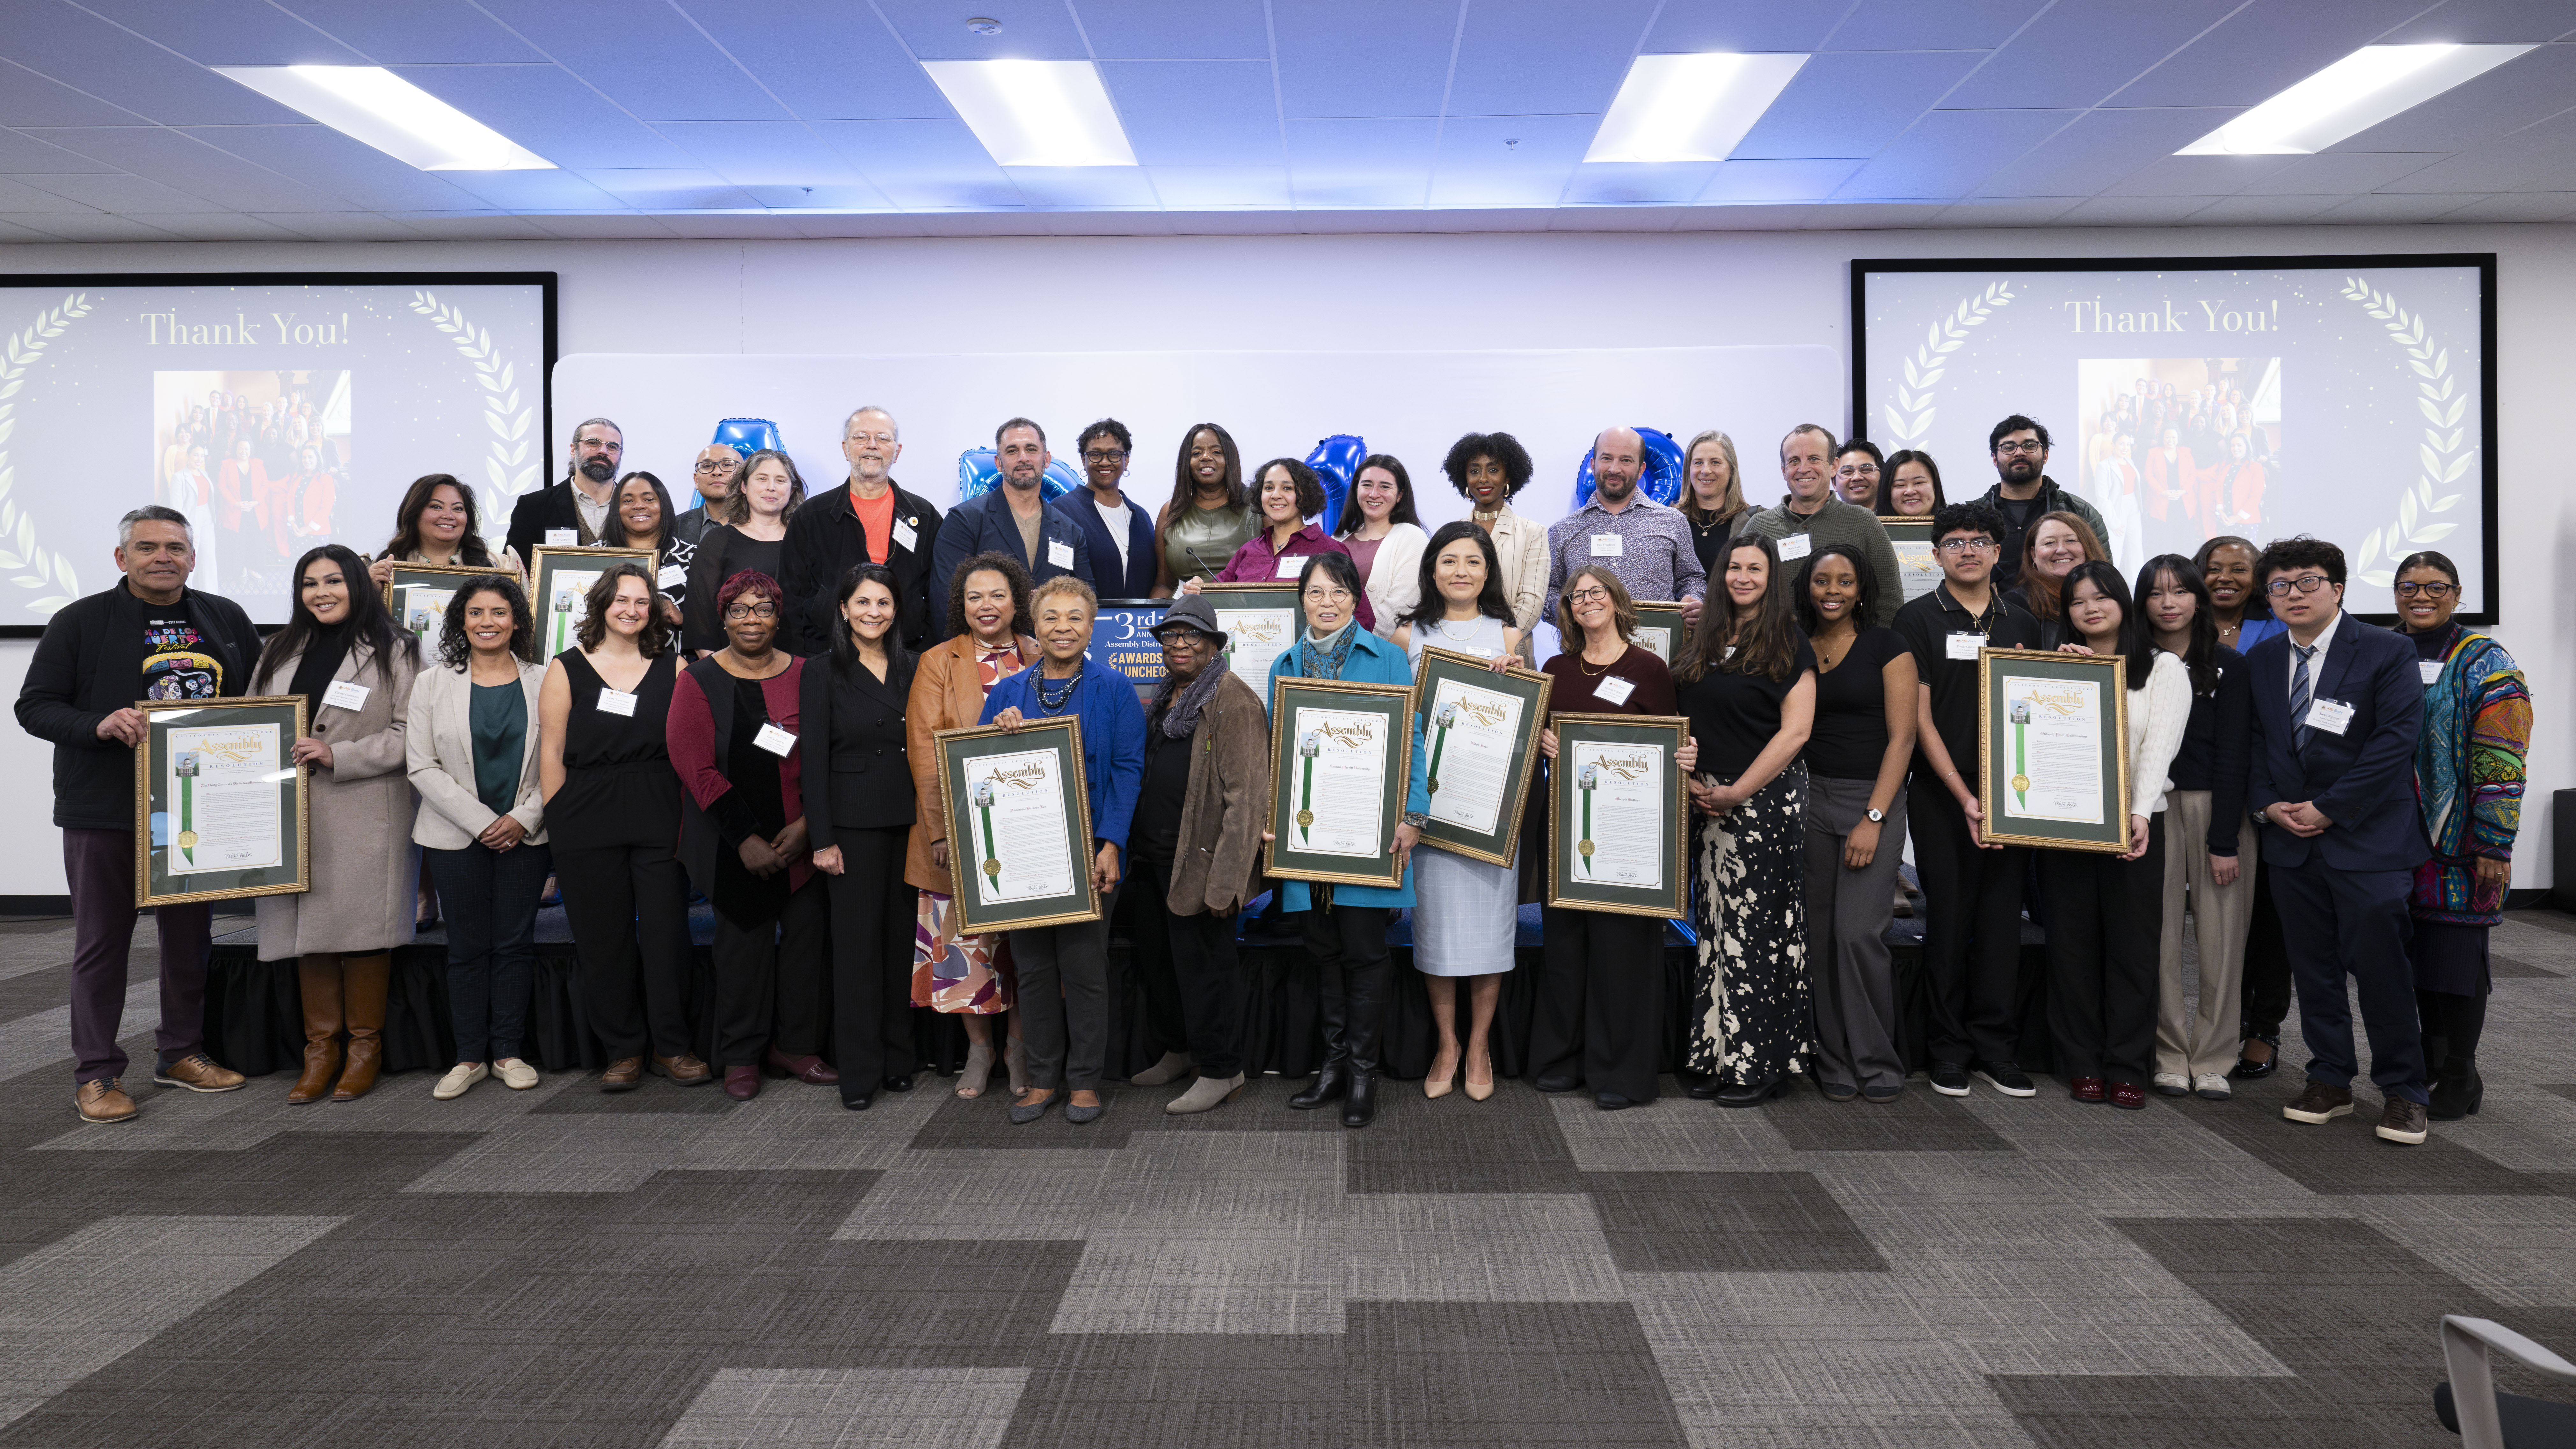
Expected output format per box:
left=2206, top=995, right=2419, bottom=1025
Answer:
left=660, top=1366, right=1030, bottom=1449
left=1344, top=1073, right=1584, bottom=1194
left=2492, top=954, right=2563, bottom=979
left=1764, top=1079, right=2014, bottom=1153
left=0, top=965, right=71, bottom=1030
left=529, top=1077, right=742, bottom=1113
left=1002, top=1333, right=1346, bottom=1449
left=1349, top=1300, right=1690, bottom=1447
left=2189, top=1067, right=2557, bottom=1197
left=1585, top=1171, right=1888, bottom=1273
left=2542, top=1083, right=2576, bottom=1107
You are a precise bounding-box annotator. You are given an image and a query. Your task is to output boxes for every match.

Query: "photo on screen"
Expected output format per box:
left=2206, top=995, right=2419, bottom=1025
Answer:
left=2071, top=357, right=2279, bottom=572
left=152, top=370, right=350, bottom=602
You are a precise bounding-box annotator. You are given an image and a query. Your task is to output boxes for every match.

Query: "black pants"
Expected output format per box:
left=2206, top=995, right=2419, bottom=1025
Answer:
left=2038, top=816, right=2164, bottom=1086
left=2273, top=856, right=2427, bottom=1103
left=1529, top=905, right=1664, bottom=1101
left=1908, top=778, right=2030, bottom=1068
left=555, top=841, right=695, bottom=1061
left=1129, top=850, right=1248, bottom=1079
left=424, top=839, right=552, bottom=1064
left=1305, top=901, right=1394, bottom=1076
left=712, top=873, right=829, bottom=1069
left=2237, top=859, right=2293, bottom=1038
left=824, top=826, right=916, bottom=1100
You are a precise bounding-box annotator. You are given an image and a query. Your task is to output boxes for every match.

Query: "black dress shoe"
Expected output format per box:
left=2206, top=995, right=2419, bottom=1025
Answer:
left=842, top=1093, right=873, bottom=1111
left=1289, top=1063, right=1348, bottom=1110
left=1594, top=1091, right=1637, bottom=1111
left=1818, top=1081, right=1860, bottom=1103
left=1340, top=1073, right=1379, bottom=1128
left=2231, top=1032, right=2281, bottom=1080
left=1685, top=1076, right=1723, bottom=1100
left=1532, top=1074, right=1581, bottom=1094
left=881, top=1074, right=914, bottom=1094
left=1713, top=1074, right=1789, bottom=1109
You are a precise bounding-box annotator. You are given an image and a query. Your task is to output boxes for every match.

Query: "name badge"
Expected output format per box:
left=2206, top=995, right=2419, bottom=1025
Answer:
left=1275, top=556, right=1306, bottom=579
left=1590, top=533, right=1625, bottom=558
left=1593, top=674, right=1636, bottom=708
left=1946, top=632, right=1984, bottom=661
left=892, top=519, right=919, bottom=553
left=657, top=564, right=685, bottom=589
left=544, top=528, right=578, bottom=547
left=597, top=688, right=638, bottom=717
left=2418, top=660, right=2443, bottom=686
left=1776, top=533, right=1812, bottom=562
left=1046, top=539, right=1075, bottom=571
left=322, top=680, right=370, bottom=712
left=2303, top=698, right=2354, bottom=736
left=753, top=722, right=797, bottom=757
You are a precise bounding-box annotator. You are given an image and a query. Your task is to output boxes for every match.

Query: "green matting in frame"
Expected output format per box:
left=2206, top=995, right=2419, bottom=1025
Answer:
left=932, top=716, right=1102, bottom=934
left=1629, top=600, right=1687, bottom=667
left=1544, top=711, right=1689, bottom=920
left=133, top=694, right=312, bottom=907
left=1412, top=645, right=1549, bottom=868
left=1262, top=675, right=1415, bottom=889
left=1976, top=645, right=2133, bottom=853
left=528, top=545, right=653, bottom=660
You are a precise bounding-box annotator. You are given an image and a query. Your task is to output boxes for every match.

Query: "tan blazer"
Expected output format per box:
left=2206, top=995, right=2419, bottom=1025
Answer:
left=903, top=631, right=1039, bottom=893
left=405, top=658, right=548, bottom=849
left=1488, top=506, right=1549, bottom=633
left=252, top=638, right=422, bottom=959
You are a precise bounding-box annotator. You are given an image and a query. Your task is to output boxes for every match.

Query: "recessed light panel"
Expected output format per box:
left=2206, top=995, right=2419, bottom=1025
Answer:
left=1586, top=53, right=1808, bottom=165
left=2177, top=44, right=2536, bottom=156
left=215, top=66, right=553, bottom=171
left=922, top=60, right=1138, bottom=168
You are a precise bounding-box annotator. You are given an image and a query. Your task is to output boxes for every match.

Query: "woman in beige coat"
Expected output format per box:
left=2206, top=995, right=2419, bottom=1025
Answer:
left=252, top=544, right=422, bottom=1104
left=1442, top=432, right=1549, bottom=632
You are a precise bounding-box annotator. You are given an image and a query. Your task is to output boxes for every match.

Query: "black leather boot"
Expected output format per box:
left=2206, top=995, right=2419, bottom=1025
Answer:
left=1289, top=1061, right=1348, bottom=1110
left=2428, top=1052, right=2483, bottom=1120
left=1341, top=1072, right=1379, bottom=1128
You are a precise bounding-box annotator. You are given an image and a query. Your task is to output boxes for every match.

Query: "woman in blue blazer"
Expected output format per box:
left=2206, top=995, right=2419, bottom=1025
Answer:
left=1266, top=551, right=1430, bottom=1128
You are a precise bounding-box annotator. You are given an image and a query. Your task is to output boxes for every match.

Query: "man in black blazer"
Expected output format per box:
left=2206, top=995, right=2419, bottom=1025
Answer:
left=2244, top=535, right=2432, bottom=1144
left=780, top=406, right=945, bottom=655
left=504, top=416, right=625, bottom=564
left=927, top=417, right=1094, bottom=637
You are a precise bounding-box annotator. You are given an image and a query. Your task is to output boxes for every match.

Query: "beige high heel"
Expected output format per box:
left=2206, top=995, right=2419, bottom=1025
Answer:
left=1424, top=1048, right=1459, bottom=1100
left=955, top=1041, right=996, bottom=1099
left=1463, top=1044, right=1495, bottom=1102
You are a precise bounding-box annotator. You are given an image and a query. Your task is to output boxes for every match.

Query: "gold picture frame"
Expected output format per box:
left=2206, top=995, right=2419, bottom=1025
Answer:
left=1975, top=646, right=2134, bottom=854
left=132, top=694, right=313, bottom=907
left=931, top=717, right=1103, bottom=934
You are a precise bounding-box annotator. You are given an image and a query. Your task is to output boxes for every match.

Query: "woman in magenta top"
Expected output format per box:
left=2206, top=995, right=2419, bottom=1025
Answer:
left=1193, top=456, right=1373, bottom=632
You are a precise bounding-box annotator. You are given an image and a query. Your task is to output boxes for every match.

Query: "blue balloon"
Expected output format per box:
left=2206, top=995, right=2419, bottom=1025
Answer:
left=1571, top=426, right=1687, bottom=510
left=1305, top=434, right=1365, bottom=535
left=957, top=449, right=1080, bottom=502
left=710, top=417, right=783, bottom=458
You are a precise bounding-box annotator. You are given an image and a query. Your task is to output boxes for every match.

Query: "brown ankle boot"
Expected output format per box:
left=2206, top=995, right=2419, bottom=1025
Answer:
left=332, top=952, right=393, bottom=1101
left=288, top=954, right=344, bottom=1104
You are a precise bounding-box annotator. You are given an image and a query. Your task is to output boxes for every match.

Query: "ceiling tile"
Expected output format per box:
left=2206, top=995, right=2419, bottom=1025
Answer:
left=1448, top=0, right=1657, bottom=116
left=873, top=0, right=1091, bottom=61
left=9, top=161, right=229, bottom=212
left=0, top=59, right=149, bottom=127
left=23, top=125, right=358, bottom=209
left=1832, top=108, right=2073, bottom=199
left=470, top=0, right=789, bottom=121
left=0, top=125, right=120, bottom=171
left=1561, top=162, right=1720, bottom=206
left=122, top=210, right=309, bottom=240
left=2304, top=191, right=2491, bottom=222
left=1697, top=158, right=1862, bottom=200
left=2183, top=193, right=2348, bottom=224
left=811, top=119, right=1022, bottom=208
left=1821, top=0, right=2046, bottom=51
left=1427, top=114, right=1590, bottom=208
left=271, top=0, right=546, bottom=63
left=0, top=175, right=98, bottom=211
left=673, top=0, right=952, bottom=121
left=74, top=0, right=367, bottom=65
left=0, top=4, right=298, bottom=125
left=1643, top=0, right=1847, bottom=52
left=651, top=121, right=870, bottom=187
left=1930, top=196, right=2084, bottom=225
left=262, top=211, right=426, bottom=239
left=1974, top=0, right=2245, bottom=109
left=174, top=123, right=488, bottom=210
left=781, top=212, right=927, bottom=237
left=519, top=212, right=685, bottom=238
left=2375, top=113, right=2576, bottom=191
left=1672, top=202, right=1816, bottom=227
left=1971, top=108, right=2231, bottom=196
left=0, top=215, right=74, bottom=239
left=2055, top=193, right=2221, bottom=224
left=1145, top=164, right=1292, bottom=208
left=1547, top=205, right=1687, bottom=229
left=2437, top=190, right=2576, bottom=220
left=2106, top=0, right=2427, bottom=107
left=2250, top=151, right=2455, bottom=193
left=437, top=170, right=632, bottom=210
left=1273, top=0, right=1459, bottom=119
left=2375, top=0, right=2576, bottom=44
left=1284, top=117, right=1435, bottom=206
left=2103, top=152, right=2295, bottom=196
left=392, top=64, right=698, bottom=169
left=2331, top=43, right=2576, bottom=149
left=382, top=210, right=554, bottom=238
left=1806, top=201, right=1949, bottom=227
left=1101, top=60, right=1282, bottom=165
left=582, top=168, right=767, bottom=209
left=1732, top=51, right=1984, bottom=160
left=11, top=211, right=183, bottom=239
left=1004, top=165, right=1160, bottom=209
left=1075, top=0, right=1272, bottom=60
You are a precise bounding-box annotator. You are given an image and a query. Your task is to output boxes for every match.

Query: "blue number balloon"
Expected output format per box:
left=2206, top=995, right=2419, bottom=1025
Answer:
left=1305, top=434, right=1365, bottom=535
left=1570, top=426, right=1687, bottom=509
left=709, top=417, right=783, bottom=459
left=957, top=449, right=1080, bottom=502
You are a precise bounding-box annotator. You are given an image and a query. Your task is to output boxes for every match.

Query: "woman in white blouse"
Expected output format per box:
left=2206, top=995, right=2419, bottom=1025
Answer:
left=2040, top=559, right=2190, bottom=1112
left=1335, top=453, right=1429, bottom=638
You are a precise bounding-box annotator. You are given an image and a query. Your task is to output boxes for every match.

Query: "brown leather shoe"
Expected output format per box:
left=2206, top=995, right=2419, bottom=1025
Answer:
left=288, top=954, right=344, bottom=1104
left=2282, top=1081, right=2355, bottom=1124
left=600, top=1056, right=645, bottom=1092
left=2376, top=1095, right=2429, bottom=1145
left=332, top=952, right=392, bottom=1102
left=153, top=1052, right=246, bottom=1093
left=76, top=1078, right=137, bottom=1124
left=765, top=1047, right=840, bottom=1085
left=649, top=1053, right=713, bottom=1086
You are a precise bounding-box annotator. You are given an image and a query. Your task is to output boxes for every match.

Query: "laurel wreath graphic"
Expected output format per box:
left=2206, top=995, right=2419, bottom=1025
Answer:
left=1879, top=281, right=2016, bottom=446
left=0, top=292, right=92, bottom=615
left=409, top=291, right=539, bottom=542
left=2340, top=278, right=2466, bottom=589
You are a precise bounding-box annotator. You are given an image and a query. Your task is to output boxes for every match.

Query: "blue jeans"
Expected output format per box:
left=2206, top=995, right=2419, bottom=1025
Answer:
left=425, top=839, right=553, bottom=1064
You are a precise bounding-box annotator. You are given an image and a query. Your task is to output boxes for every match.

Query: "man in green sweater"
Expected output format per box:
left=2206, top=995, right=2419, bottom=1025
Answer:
left=1739, top=424, right=1906, bottom=628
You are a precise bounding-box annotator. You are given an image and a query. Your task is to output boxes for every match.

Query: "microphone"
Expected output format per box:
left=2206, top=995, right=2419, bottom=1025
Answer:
left=1186, top=546, right=1223, bottom=578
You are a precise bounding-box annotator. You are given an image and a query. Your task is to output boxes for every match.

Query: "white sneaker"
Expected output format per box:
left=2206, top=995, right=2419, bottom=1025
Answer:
left=2152, top=1073, right=2190, bottom=1097
left=433, top=1062, right=489, bottom=1100
left=493, top=1058, right=539, bottom=1090
left=2193, top=1074, right=2232, bottom=1101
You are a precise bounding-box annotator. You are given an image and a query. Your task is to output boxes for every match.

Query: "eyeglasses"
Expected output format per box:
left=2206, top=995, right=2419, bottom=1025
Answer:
left=723, top=603, right=779, bottom=621
left=2266, top=575, right=2334, bottom=597
left=1935, top=537, right=1997, bottom=555
left=693, top=461, right=734, bottom=475
left=1994, top=441, right=2046, bottom=456
left=1301, top=587, right=1353, bottom=605
left=2395, top=580, right=2455, bottom=599
left=1081, top=449, right=1128, bottom=465
left=1566, top=587, right=1611, bottom=605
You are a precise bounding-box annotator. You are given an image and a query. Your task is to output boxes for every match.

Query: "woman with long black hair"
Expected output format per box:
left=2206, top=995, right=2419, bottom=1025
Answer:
left=600, top=469, right=695, bottom=626
left=1152, top=422, right=1258, bottom=594
left=367, top=472, right=519, bottom=590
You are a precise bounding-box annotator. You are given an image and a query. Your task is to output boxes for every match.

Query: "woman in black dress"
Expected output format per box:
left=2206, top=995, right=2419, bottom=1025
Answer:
left=684, top=448, right=805, bottom=655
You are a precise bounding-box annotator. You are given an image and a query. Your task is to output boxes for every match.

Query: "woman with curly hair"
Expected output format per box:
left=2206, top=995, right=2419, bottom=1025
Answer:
left=1443, top=431, right=1547, bottom=631
left=405, top=575, right=549, bottom=1100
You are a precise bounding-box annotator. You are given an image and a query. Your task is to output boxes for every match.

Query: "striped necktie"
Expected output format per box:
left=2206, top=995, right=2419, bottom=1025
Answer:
left=2289, top=643, right=2317, bottom=750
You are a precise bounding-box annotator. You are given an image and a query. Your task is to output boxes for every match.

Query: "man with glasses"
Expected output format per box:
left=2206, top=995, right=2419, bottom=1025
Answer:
left=1064, top=418, right=1157, bottom=599
left=1541, top=426, right=1707, bottom=630
left=1742, top=425, right=1906, bottom=627
left=506, top=416, right=624, bottom=564
left=780, top=405, right=946, bottom=653
left=929, top=417, right=1095, bottom=639
left=1892, top=501, right=2042, bottom=1100
left=1975, top=414, right=2108, bottom=593
left=1832, top=439, right=1883, bottom=511
left=672, top=442, right=743, bottom=547
left=2243, top=536, right=2433, bottom=1145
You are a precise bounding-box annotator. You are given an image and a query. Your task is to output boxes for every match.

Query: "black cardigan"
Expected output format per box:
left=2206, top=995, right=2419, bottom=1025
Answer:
left=778, top=483, right=946, bottom=657
left=2166, top=644, right=2252, bottom=857
left=797, top=649, right=918, bottom=834
left=15, top=581, right=264, bottom=831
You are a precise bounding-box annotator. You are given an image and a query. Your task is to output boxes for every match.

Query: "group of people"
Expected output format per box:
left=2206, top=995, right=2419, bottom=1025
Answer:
left=30, top=404, right=2525, bottom=1149
left=158, top=383, right=347, bottom=596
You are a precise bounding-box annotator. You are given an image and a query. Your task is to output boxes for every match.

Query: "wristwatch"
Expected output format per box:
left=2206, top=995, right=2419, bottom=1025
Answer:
left=1865, top=807, right=1885, bottom=823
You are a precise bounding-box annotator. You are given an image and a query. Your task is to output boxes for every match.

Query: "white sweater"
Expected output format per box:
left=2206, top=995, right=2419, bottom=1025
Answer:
left=2125, top=650, right=2192, bottom=819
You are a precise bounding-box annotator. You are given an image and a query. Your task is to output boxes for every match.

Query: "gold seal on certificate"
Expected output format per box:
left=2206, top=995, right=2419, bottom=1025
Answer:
left=1977, top=648, right=2133, bottom=853
left=134, top=695, right=313, bottom=908
left=1264, top=677, right=1416, bottom=889
left=1545, top=713, right=1688, bottom=919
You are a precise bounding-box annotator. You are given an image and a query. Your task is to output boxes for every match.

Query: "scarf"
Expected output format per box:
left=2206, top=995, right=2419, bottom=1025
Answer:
left=286, top=619, right=353, bottom=720
left=1299, top=618, right=1359, bottom=681
left=1154, top=650, right=1231, bottom=739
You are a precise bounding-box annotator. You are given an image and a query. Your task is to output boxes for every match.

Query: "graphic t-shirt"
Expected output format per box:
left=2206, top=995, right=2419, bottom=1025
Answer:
left=142, top=615, right=222, bottom=700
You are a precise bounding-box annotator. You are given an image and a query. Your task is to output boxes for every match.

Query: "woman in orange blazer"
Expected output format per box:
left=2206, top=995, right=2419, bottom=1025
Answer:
left=905, top=551, right=1041, bottom=1100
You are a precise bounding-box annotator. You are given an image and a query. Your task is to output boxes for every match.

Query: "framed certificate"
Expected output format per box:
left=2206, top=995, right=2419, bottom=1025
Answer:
left=1545, top=712, right=1689, bottom=920
left=1881, top=518, right=1942, bottom=605
left=933, top=717, right=1103, bottom=933
left=1196, top=582, right=1302, bottom=691
left=132, top=695, right=312, bottom=907
left=1413, top=646, right=1550, bottom=867
left=1629, top=599, right=1688, bottom=666
left=529, top=545, right=653, bottom=659
left=381, top=560, right=491, bottom=654
left=1976, top=647, right=2133, bottom=853
left=1263, top=675, right=1415, bottom=889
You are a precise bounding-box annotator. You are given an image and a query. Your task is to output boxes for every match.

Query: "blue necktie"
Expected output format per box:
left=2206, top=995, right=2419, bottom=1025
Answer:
left=2289, top=643, right=2316, bottom=751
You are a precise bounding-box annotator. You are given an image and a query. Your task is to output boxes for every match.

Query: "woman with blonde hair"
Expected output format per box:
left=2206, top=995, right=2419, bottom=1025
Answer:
left=1678, top=431, right=1750, bottom=577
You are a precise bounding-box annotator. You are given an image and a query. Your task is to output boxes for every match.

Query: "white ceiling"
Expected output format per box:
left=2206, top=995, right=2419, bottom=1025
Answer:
left=1, top=0, right=2573, bottom=242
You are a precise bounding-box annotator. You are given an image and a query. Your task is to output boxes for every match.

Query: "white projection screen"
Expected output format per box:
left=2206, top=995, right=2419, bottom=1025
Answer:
left=0, top=272, right=553, bottom=629
left=1854, top=254, right=2497, bottom=622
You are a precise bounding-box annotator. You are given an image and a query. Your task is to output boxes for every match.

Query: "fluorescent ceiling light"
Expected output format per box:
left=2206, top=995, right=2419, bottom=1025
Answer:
left=2177, top=43, right=2536, bottom=155
left=215, top=65, right=552, bottom=170
left=921, top=60, right=1136, bottom=167
left=1586, top=53, right=1808, bottom=164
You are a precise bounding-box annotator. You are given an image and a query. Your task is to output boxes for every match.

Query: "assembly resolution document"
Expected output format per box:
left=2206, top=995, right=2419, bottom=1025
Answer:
left=966, top=749, right=1076, bottom=906
left=1999, top=675, right=2105, bottom=824
left=1566, top=740, right=1663, bottom=889
left=1290, top=706, right=1387, bottom=858
left=1629, top=624, right=1673, bottom=664
left=1423, top=676, right=1524, bottom=837
left=166, top=721, right=284, bottom=874
left=1217, top=607, right=1297, bottom=691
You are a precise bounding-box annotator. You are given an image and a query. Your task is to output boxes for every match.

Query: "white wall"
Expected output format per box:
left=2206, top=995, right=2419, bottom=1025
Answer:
left=5, top=222, right=2569, bottom=897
